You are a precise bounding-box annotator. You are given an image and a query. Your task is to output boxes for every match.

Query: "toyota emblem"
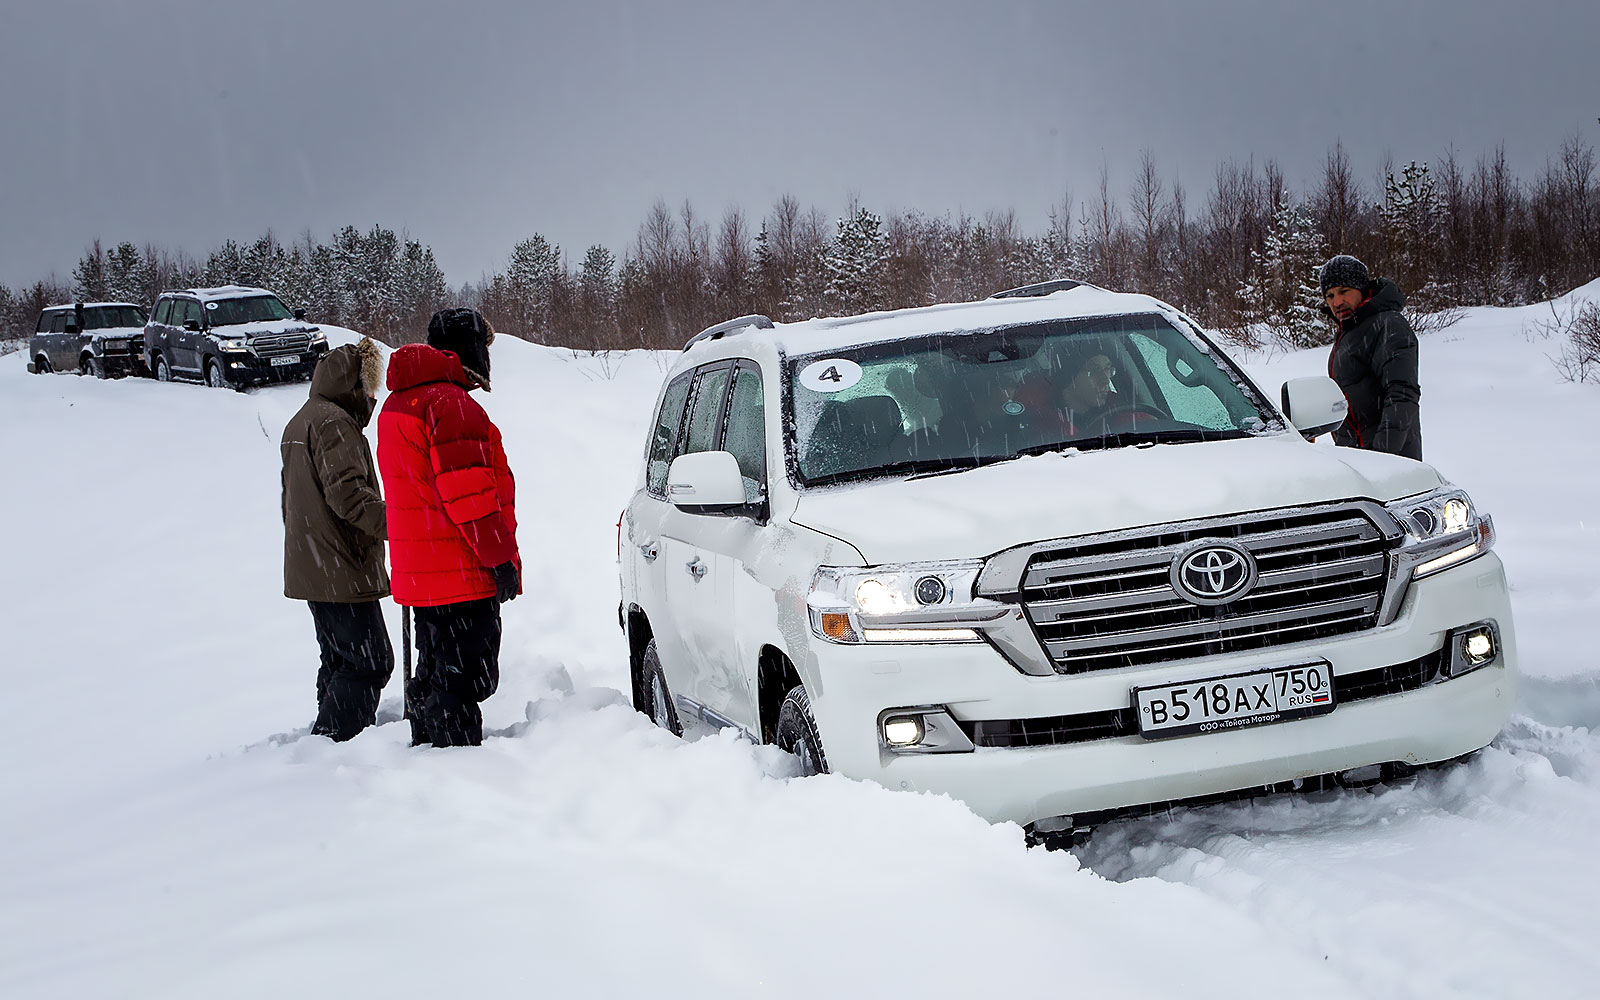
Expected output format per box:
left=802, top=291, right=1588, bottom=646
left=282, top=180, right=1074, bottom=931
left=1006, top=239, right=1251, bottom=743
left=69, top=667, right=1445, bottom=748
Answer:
left=1170, top=542, right=1257, bottom=605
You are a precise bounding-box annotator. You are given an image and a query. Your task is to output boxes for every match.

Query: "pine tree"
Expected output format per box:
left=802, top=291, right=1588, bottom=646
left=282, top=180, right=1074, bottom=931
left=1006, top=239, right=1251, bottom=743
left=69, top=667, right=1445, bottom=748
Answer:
left=577, top=244, right=618, bottom=347
left=72, top=240, right=108, bottom=302
left=821, top=207, right=887, bottom=315
left=506, top=234, right=560, bottom=340
left=1238, top=199, right=1330, bottom=348
left=1382, top=160, right=1444, bottom=305
left=105, top=242, right=143, bottom=303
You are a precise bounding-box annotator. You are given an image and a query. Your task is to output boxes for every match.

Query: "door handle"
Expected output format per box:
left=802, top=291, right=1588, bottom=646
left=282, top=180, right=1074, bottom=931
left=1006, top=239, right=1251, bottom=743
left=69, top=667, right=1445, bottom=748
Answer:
left=637, top=540, right=658, bottom=562
left=685, top=556, right=707, bottom=581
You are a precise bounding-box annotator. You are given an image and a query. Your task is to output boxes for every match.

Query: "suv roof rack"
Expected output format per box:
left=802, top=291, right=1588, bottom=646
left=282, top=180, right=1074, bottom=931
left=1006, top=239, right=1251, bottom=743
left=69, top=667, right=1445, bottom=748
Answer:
left=683, top=314, right=774, bottom=351
left=989, top=278, right=1087, bottom=299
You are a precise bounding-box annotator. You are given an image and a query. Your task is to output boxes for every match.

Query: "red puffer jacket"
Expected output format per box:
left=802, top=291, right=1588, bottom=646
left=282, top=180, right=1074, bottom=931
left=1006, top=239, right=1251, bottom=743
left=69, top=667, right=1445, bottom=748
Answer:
left=378, top=344, right=520, bottom=607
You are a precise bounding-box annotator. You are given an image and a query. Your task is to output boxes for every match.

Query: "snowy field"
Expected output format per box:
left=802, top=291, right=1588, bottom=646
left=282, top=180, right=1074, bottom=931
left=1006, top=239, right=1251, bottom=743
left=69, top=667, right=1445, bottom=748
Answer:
left=3, top=285, right=1598, bottom=998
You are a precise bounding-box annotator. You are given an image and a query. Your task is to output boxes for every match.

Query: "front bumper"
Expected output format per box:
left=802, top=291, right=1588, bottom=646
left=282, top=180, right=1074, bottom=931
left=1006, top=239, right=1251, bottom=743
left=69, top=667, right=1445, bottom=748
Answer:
left=805, top=552, right=1516, bottom=827
left=222, top=351, right=323, bottom=384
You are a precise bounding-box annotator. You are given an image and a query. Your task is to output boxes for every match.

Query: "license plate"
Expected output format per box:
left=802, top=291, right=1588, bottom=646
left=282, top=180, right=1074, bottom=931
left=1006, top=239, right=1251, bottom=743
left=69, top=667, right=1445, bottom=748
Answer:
left=1133, top=662, right=1335, bottom=740
left=270, top=355, right=298, bottom=366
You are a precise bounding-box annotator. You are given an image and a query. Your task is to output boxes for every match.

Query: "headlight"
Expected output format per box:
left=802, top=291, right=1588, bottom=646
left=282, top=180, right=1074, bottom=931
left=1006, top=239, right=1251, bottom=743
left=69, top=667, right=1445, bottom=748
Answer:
left=219, top=338, right=248, bottom=352
left=1385, top=486, right=1495, bottom=580
left=308, top=330, right=327, bottom=346
left=808, top=561, right=990, bottom=643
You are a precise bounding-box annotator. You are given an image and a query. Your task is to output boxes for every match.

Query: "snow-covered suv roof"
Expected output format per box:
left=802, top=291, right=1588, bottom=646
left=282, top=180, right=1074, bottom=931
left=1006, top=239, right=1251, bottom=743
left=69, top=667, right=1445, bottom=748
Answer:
left=162, top=285, right=282, bottom=303
left=682, top=283, right=1187, bottom=360
left=42, top=302, right=145, bottom=311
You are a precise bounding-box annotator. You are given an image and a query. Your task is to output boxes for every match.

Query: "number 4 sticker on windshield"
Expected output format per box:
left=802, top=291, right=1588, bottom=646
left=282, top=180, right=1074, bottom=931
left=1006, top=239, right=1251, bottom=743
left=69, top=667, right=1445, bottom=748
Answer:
left=800, top=358, right=863, bottom=393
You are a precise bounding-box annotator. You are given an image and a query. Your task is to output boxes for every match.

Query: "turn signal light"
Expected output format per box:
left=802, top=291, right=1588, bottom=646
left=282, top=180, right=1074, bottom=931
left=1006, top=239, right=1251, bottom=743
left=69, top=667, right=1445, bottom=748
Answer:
left=818, top=612, right=858, bottom=642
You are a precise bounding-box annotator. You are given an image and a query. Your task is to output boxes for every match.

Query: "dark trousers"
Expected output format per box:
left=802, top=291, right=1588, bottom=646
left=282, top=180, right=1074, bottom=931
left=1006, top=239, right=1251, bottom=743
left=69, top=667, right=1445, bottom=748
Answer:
left=409, top=597, right=501, bottom=747
left=308, top=600, right=395, bottom=741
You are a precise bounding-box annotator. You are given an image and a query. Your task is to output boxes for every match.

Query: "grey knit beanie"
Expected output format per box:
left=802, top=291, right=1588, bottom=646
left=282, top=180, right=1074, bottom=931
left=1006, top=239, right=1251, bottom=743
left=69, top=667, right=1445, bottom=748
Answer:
left=1319, top=255, right=1373, bottom=295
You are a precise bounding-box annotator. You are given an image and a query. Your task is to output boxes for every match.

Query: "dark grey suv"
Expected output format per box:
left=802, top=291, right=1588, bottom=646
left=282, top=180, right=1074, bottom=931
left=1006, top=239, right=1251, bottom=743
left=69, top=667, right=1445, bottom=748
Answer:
left=27, top=303, right=150, bottom=378
left=143, top=285, right=328, bottom=389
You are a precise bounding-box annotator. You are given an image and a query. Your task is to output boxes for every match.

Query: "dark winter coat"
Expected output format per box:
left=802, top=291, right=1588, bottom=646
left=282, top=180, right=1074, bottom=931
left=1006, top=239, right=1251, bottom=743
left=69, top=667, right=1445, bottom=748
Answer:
left=281, top=339, right=390, bottom=602
left=377, top=344, right=520, bottom=608
left=1327, top=278, right=1423, bottom=460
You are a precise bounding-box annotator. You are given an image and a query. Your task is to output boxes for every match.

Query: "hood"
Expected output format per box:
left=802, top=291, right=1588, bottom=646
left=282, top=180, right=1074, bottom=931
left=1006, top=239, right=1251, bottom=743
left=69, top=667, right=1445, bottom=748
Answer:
left=312, top=338, right=384, bottom=427
left=789, top=434, right=1443, bottom=564
left=386, top=343, right=479, bottom=394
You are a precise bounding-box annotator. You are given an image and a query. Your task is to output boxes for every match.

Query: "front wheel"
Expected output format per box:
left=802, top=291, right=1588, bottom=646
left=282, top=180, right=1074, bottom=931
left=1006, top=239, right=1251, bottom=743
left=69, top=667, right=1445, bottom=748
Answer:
left=204, top=357, right=229, bottom=389
left=641, top=640, right=682, bottom=737
left=88, top=357, right=106, bottom=379
left=775, top=685, right=829, bottom=775
left=33, top=355, right=51, bottom=374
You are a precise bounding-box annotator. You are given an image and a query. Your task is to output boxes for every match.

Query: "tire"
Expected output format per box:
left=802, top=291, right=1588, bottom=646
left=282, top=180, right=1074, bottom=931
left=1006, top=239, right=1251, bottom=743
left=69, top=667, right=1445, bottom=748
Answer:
left=155, top=355, right=171, bottom=382
left=35, top=355, right=52, bottom=374
left=88, top=357, right=106, bottom=379
left=775, top=685, right=829, bottom=775
left=78, top=355, right=92, bottom=376
left=205, top=357, right=228, bottom=389
left=641, top=640, right=682, bottom=736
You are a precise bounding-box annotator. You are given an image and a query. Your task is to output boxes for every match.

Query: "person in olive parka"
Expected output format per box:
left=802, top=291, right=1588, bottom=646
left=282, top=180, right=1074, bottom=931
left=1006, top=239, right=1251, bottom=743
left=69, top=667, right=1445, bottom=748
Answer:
left=281, top=337, right=394, bottom=741
left=1321, top=254, right=1423, bottom=460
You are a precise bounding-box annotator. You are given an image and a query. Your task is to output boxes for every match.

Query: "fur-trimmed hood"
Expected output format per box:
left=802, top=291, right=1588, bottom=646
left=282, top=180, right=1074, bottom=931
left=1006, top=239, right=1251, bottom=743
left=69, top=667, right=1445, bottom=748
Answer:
left=311, top=337, right=386, bottom=427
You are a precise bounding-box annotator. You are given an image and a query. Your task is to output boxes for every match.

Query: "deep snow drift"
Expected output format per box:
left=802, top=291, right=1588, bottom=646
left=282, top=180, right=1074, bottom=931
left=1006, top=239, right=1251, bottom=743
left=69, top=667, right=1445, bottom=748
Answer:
left=2, top=286, right=1598, bottom=998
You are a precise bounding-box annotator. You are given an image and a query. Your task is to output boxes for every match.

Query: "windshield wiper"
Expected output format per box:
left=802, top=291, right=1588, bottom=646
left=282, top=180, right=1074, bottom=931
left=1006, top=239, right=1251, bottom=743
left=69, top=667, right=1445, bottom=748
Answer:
left=1015, top=428, right=1235, bottom=456
left=806, top=453, right=1011, bottom=486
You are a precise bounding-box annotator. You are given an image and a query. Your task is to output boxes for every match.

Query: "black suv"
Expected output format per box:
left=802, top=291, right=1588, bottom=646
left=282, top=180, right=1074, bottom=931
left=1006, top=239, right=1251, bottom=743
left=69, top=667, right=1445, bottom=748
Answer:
left=27, top=302, right=150, bottom=378
left=144, top=285, right=328, bottom=389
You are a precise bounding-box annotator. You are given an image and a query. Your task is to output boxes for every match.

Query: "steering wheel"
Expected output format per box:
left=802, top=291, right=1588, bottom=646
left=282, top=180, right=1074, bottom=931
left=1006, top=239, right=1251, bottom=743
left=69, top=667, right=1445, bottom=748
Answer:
left=1086, top=401, right=1170, bottom=433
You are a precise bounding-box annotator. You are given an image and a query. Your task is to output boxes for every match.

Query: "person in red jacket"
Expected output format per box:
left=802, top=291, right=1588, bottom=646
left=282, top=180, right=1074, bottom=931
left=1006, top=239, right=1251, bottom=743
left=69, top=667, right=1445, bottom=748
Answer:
left=378, top=307, right=521, bottom=747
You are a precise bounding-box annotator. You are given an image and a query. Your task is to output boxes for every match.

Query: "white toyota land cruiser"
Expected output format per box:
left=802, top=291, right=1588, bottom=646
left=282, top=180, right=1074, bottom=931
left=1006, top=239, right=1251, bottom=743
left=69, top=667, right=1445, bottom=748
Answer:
left=618, top=280, right=1514, bottom=834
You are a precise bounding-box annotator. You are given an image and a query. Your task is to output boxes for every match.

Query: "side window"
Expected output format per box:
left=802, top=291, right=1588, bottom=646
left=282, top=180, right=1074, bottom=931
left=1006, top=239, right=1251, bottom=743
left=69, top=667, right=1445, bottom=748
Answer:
left=682, top=366, right=732, bottom=456
left=721, top=364, right=767, bottom=505
left=155, top=299, right=173, bottom=325
left=646, top=374, right=694, bottom=497
left=51, top=312, right=68, bottom=334
left=180, top=300, right=201, bottom=327
left=36, top=312, right=54, bottom=333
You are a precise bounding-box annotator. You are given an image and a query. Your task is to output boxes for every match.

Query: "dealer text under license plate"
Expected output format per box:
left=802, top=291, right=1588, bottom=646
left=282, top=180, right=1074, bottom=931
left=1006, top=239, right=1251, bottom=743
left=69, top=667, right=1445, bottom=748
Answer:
left=270, top=355, right=299, bottom=366
left=1134, top=662, right=1335, bottom=740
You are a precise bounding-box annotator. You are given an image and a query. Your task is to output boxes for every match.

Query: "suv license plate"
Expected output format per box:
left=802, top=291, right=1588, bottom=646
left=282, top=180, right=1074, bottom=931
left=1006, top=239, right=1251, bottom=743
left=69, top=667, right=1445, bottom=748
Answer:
left=270, top=355, right=298, bottom=366
left=1133, top=662, right=1335, bottom=741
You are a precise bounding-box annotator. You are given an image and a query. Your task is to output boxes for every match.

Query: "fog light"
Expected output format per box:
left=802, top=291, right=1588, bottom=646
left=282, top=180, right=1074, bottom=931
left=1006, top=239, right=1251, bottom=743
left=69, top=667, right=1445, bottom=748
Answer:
left=1462, top=630, right=1495, bottom=666
left=883, top=715, right=924, bottom=747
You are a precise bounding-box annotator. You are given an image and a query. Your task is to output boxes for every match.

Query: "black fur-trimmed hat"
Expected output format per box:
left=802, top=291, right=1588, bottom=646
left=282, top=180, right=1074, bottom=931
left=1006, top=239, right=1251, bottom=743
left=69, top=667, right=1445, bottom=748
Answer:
left=1319, top=255, right=1373, bottom=296
left=426, top=307, right=495, bottom=390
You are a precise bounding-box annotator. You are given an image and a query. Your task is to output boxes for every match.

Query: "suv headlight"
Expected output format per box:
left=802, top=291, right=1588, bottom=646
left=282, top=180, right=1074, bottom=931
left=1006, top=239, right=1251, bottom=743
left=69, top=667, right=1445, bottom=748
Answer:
left=308, top=330, right=327, bottom=346
left=1385, top=485, right=1495, bottom=579
left=808, top=561, right=1001, bottom=643
left=219, top=338, right=249, bottom=352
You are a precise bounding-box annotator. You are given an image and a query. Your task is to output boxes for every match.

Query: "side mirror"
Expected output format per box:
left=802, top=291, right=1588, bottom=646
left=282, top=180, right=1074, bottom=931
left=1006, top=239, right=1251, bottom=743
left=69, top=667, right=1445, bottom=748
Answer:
left=666, top=451, right=749, bottom=513
left=294, top=308, right=307, bottom=320
left=1280, top=377, right=1348, bottom=439
left=183, top=319, right=201, bottom=332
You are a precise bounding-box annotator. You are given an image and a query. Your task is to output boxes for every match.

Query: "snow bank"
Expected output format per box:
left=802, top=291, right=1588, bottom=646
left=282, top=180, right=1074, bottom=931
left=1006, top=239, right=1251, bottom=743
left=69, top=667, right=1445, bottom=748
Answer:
left=2, top=293, right=1598, bottom=998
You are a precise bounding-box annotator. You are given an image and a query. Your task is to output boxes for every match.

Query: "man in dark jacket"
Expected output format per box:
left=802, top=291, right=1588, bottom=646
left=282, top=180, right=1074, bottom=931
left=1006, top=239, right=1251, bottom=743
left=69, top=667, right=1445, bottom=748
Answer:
left=378, top=308, right=520, bottom=748
left=281, top=337, right=394, bottom=741
left=1322, top=254, right=1423, bottom=460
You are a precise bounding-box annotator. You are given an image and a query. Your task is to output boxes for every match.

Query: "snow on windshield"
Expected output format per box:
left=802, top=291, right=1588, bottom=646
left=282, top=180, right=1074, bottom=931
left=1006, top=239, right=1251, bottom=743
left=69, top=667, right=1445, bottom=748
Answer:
left=206, top=295, right=294, bottom=327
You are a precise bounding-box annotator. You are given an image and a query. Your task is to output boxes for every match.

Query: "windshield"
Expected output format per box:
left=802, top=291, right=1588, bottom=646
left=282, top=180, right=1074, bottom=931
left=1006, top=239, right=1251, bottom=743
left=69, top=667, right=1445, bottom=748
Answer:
left=205, top=295, right=293, bottom=327
left=82, top=306, right=148, bottom=330
left=787, top=313, right=1282, bottom=486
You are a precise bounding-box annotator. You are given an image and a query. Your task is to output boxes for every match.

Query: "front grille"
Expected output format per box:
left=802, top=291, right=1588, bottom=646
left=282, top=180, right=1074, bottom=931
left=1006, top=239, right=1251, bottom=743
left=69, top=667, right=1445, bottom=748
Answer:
left=249, top=332, right=311, bottom=358
left=960, top=646, right=1446, bottom=749
left=1018, top=505, right=1393, bottom=673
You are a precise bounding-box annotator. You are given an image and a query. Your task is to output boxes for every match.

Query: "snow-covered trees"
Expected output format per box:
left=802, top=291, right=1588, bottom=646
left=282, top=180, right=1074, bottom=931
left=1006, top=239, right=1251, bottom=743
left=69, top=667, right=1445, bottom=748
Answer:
left=1237, top=200, right=1329, bottom=349
left=1381, top=160, right=1445, bottom=309
left=821, top=207, right=888, bottom=314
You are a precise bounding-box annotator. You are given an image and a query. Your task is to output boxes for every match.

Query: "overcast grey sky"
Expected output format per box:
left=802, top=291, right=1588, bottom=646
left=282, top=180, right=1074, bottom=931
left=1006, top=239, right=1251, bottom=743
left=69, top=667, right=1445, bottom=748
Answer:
left=3, top=0, right=1596, bottom=289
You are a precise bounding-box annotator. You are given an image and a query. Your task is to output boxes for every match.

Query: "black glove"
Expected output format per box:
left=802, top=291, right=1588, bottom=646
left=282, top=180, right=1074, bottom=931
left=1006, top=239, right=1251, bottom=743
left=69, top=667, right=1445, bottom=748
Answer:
left=491, top=561, right=520, bottom=603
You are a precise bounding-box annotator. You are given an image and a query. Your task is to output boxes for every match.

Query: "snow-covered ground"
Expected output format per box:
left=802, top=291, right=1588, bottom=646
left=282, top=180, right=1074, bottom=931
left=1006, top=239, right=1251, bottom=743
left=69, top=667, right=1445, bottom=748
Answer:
left=3, top=286, right=1598, bottom=998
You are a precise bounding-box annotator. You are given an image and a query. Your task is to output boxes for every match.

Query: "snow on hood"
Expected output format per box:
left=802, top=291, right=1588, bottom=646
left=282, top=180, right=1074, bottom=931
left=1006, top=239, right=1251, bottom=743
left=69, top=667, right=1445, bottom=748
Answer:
left=211, top=319, right=321, bottom=338
left=789, top=433, right=1443, bottom=564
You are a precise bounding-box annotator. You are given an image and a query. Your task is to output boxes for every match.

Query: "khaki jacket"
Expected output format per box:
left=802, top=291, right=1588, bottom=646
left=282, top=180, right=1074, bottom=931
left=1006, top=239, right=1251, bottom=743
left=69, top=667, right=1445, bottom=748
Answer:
left=281, top=338, right=390, bottom=602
